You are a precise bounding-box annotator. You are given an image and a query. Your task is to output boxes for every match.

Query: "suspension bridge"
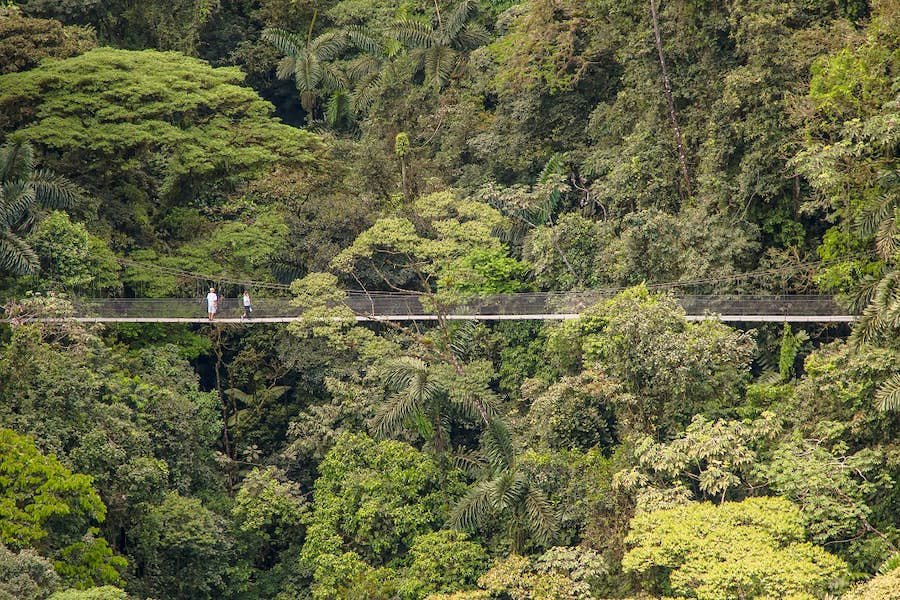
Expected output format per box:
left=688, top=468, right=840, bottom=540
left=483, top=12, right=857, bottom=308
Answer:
left=3, top=256, right=861, bottom=324
left=5, top=292, right=855, bottom=324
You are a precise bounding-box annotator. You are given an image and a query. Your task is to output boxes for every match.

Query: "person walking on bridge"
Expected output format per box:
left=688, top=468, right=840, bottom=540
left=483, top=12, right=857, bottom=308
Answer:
left=241, top=290, right=252, bottom=320
left=206, top=287, right=218, bottom=320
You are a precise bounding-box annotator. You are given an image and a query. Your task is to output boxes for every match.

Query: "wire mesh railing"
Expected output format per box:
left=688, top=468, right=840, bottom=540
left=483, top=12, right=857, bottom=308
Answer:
left=57, top=293, right=853, bottom=321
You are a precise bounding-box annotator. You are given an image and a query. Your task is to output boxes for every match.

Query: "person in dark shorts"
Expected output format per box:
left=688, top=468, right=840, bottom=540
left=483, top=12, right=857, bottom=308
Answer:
left=242, top=290, right=252, bottom=320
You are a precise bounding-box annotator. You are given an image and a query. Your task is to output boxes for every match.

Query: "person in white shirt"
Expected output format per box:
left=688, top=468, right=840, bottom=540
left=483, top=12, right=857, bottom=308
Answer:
left=206, top=287, right=218, bottom=320
left=242, top=290, right=252, bottom=320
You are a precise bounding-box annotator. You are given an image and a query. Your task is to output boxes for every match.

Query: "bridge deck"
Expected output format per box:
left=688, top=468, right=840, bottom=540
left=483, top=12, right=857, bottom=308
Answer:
left=4, top=294, right=855, bottom=323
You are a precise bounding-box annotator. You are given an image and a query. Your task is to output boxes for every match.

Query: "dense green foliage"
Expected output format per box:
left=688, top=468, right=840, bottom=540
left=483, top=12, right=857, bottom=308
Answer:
left=0, top=0, right=897, bottom=598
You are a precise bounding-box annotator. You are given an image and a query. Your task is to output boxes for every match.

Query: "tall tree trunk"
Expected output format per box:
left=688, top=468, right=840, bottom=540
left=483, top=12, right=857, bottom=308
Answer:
left=650, top=0, right=692, bottom=197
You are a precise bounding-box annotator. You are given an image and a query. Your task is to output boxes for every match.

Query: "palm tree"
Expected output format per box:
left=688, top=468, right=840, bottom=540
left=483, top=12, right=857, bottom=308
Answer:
left=450, top=419, right=557, bottom=553
left=849, top=168, right=898, bottom=411
left=343, top=27, right=402, bottom=116
left=0, top=139, right=79, bottom=275
left=375, top=356, right=494, bottom=457
left=262, top=11, right=349, bottom=124
left=393, top=0, right=489, bottom=89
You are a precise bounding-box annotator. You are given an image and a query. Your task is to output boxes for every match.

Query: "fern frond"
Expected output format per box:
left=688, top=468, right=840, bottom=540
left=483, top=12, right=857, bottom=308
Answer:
left=875, top=374, right=900, bottom=411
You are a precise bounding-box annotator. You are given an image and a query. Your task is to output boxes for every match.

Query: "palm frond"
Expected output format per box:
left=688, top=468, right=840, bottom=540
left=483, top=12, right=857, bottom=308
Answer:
left=491, top=471, right=521, bottom=510
left=878, top=552, right=900, bottom=575
left=394, top=18, right=436, bottom=49
left=538, top=153, right=566, bottom=185
left=276, top=56, right=298, bottom=80
left=325, top=90, right=351, bottom=127
left=0, top=230, right=39, bottom=275
left=347, top=55, right=383, bottom=82
left=346, top=26, right=386, bottom=58
left=1, top=181, right=36, bottom=228
left=351, top=73, right=382, bottom=114
left=376, top=357, right=444, bottom=439
left=852, top=270, right=900, bottom=345
left=261, top=28, right=303, bottom=58
left=450, top=479, right=497, bottom=531
left=0, top=139, right=35, bottom=182
left=875, top=374, right=900, bottom=411
left=424, top=44, right=457, bottom=88
left=855, top=193, right=894, bottom=238
left=852, top=302, right=883, bottom=346
left=482, top=417, right=515, bottom=473
left=523, top=486, right=557, bottom=545
left=449, top=321, right=479, bottom=361
left=451, top=448, right=484, bottom=476
left=320, top=63, right=349, bottom=94
left=444, top=0, right=477, bottom=40
left=874, top=211, right=897, bottom=260
left=848, top=273, right=882, bottom=314
left=31, top=170, right=80, bottom=209
left=311, top=30, right=349, bottom=61
left=295, top=55, right=324, bottom=94
left=454, top=22, right=490, bottom=50
left=375, top=391, right=426, bottom=439
left=382, top=356, right=428, bottom=389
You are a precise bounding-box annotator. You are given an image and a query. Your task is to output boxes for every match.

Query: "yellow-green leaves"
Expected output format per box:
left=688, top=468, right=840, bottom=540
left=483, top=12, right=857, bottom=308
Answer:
left=0, top=428, right=106, bottom=549
left=623, top=497, right=847, bottom=600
